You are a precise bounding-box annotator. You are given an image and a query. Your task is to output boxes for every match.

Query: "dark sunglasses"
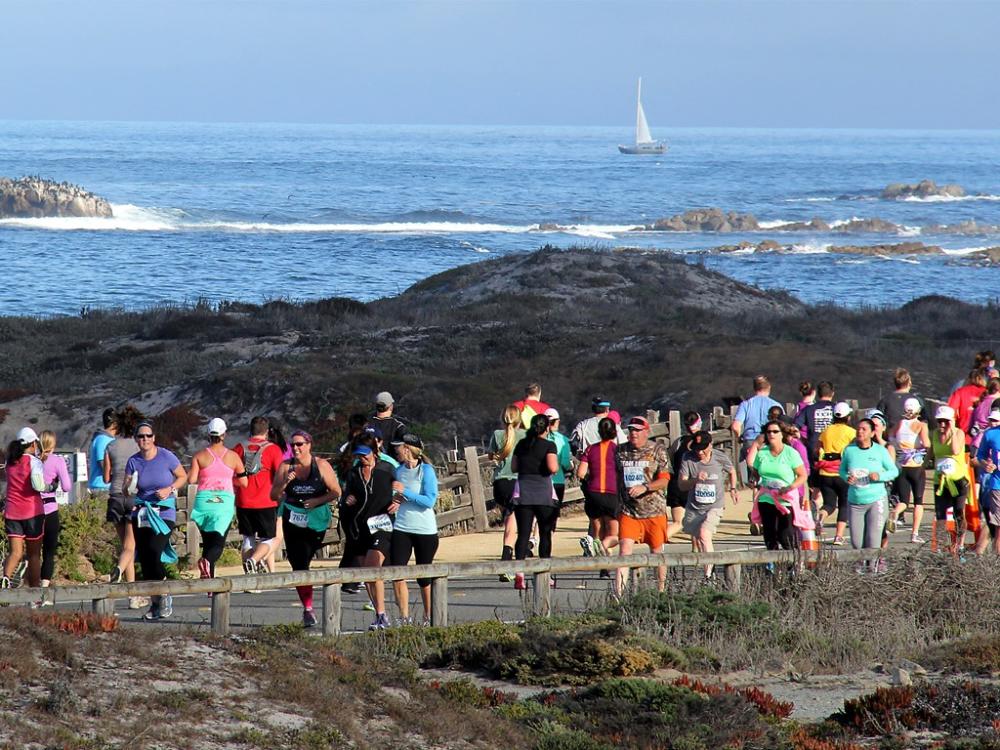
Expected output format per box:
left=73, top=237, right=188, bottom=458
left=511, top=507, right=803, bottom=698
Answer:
left=291, top=441, right=308, bottom=448
left=764, top=429, right=782, bottom=435
left=136, top=433, right=154, bottom=439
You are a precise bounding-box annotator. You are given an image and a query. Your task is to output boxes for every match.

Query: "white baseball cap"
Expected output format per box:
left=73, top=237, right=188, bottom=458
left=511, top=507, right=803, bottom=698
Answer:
left=989, top=409, right=1000, bottom=423
left=375, top=391, right=394, bottom=407
left=16, top=427, right=38, bottom=444
left=543, top=407, right=560, bottom=420
left=935, top=405, right=955, bottom=422
left=833, top=401, right=852, bottom=418
left=207, top=417, right=227, bottom=436
left=903, top=397, right=921, bottom=416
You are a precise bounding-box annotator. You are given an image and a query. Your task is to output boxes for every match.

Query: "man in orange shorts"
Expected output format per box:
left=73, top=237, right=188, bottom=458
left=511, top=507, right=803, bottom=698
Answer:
left=616, top=416, right=671, bottom=593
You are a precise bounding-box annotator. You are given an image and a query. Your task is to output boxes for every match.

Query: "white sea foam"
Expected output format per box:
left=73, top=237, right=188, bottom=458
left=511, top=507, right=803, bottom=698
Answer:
left=783, top=196, right=836, bottom=203
left=757, top=219, right=793, bottom=229
left=787, top=243, right=832, bottom=254
left=898, top=225, right=922, bottom=237
left=827, top=217, right=864, bottom=229
left=941, top=246, right=990, bottom=256
left=901, top=194, right=1000, bottom=203
left=555, top=224, right=643, bottom=240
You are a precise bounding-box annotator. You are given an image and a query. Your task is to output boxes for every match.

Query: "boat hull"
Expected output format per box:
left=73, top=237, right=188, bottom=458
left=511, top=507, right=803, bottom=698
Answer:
left=618, top=143, right=668, bottom=155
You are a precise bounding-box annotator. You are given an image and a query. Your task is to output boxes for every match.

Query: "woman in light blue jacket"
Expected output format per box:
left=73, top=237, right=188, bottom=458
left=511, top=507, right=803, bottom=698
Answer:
left=840, top=419, right=899, bottom=553
left=389, top=433, right=439, bottom=625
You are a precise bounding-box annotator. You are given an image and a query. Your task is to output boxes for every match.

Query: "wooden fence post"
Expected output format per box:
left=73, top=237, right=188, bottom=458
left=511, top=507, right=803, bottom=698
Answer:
left=92, top=597, right=114, bottom=616
left=724, top=564, right=742, bottom=591
left=464, top=447, right=489, bottom=532
left=668, top=410, right=682, bottom=443
left=532, top=572, right=551, bottom=617
left=211, top=591, right=231, bottom=635
left=431, top=577, right=448, bottom=627
left=322, top=584, right=341, bottom=636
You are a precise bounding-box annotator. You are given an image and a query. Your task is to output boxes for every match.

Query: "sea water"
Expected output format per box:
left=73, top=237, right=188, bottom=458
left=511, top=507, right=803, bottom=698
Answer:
left=1, top=121, right=999, bottom=315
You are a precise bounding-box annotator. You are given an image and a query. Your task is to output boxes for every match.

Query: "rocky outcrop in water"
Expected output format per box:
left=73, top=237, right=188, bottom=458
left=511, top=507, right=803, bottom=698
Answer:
left=828, top=241, right=940, bottom=256
left=833, top=218, right=901, bottom=234
left=648, top=208, right=760, bottom=232
left=881, top=180, right=965, bottom=200
left=922, top=221, right=1000, bottom=236
left=0, top=176, right=113, bottom=219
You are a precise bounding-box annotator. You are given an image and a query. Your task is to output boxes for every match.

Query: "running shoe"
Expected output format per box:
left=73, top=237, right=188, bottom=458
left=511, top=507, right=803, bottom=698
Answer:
left=198, top=558, right=212, bottom=579
left=159, top=595, right=173, bottom=619
left=593, top=538, right=608, bottom=557
left=142, top=603, right=161, bottom=621
left=498, top=572, right=513, bottom=583
left=341, top=582, right=364, bottom=594
left=875, top=559, right=888, bottom=575
left=579, top=536, right=594, bottom=557
left=831, top=536, right=845, bottom=546
left=242, top=558, right=256, bottom=575
left=128, top=596, right=150, bottom=610
left=910, top=534, right=926, bottom=544
left=886, top=517, right=897, bottom=534
left=368, top=612, right=390, bottom=631
left=363, top=601, right=376, bottom=612
left=109, top=566, right=123, bottom=584
left=598, top=569, right=610, bottom=579
left=302, top=608, right=318, bottom=628
left=765, top=562, right=776, bottom=575
left=513, top=573, right=526, bottom=591
left=0, top=577, right=10, bottom=590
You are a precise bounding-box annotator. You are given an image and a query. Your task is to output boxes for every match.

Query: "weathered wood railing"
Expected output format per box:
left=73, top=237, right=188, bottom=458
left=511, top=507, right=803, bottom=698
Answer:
left=0, top=547, right=909, bottom=636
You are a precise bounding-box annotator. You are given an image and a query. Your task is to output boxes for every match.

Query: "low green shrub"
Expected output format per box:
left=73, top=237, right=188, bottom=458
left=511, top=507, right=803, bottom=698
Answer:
left=57, top=498, right=119, bottom=581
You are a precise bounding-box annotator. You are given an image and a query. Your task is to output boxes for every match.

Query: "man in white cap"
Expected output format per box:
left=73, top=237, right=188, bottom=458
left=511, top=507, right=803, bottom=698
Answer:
left=930, top=405, right=969, bottom=555
left=973, top=407, right=1000, bottom=554
left=543, top=408, right=573, bottom=505
left=369, top=391, right=406, bottom=448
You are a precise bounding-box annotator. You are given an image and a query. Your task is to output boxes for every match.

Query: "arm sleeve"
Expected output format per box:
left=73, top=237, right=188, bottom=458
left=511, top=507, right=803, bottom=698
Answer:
left=403, top=465, right=438, bottom=509
left=734, top=401, right=748, bottom=424
left=30, top=459, right=47, bottom=492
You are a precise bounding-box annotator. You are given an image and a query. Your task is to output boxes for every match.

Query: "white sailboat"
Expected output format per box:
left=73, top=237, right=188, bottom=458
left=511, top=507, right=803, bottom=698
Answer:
left=618, top=77, right=668, bottom=155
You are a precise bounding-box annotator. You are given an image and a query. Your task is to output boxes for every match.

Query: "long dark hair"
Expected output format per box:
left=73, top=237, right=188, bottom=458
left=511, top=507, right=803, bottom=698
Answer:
left=268, top=420, right=288, bottom=453
left=521, top=414, right=551, bottom=451
left=6, top=440, right=26, bottom=466
left=115, top=405, right=146, bottom=438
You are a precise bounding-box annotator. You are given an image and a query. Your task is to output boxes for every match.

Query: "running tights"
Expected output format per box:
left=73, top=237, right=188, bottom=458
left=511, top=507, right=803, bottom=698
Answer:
left=514, top=505, right=559, bottom=560
left=41, top=510, right=60, bottom=581
left=758, top=502, right=796, bottom=551
left=200, top=530, right=226, bottom=576
left=133, top=521, right=176, bottom=581
left=849, top=499, right=887, bottom=549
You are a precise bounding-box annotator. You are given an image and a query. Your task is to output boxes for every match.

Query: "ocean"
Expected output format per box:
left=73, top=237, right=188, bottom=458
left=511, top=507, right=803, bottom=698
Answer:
left=2, top=121, right=999, bottom=315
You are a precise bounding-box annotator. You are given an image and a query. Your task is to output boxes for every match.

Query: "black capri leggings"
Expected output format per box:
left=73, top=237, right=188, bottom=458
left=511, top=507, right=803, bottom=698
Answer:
left=514, top=505, right=560, bottom=560
left=41, top=510, right=60, bottom=581
left=389, top=530, right=440, bottom=587
left=283, top=519, right=325, bottom=571
left=894, top=466, right=926, bottom=506
left=818, top=474, right=850, bottom=522
left=934, top=478, right=969, bottom=521
left=133, top=521, right=176, bottom=581
left=200, top=530, right=227, bottom=575
left=758, top=502, right=797, bottom=551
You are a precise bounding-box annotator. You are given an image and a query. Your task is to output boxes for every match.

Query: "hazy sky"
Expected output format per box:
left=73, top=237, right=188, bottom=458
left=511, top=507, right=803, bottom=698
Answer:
left=2, top=0, right=995, bottom=128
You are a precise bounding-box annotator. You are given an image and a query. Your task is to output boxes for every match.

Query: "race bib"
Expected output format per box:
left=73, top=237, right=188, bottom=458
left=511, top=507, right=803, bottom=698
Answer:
left=366, top=513, right=393, bottom=534
left=693, top=482, right=717, bottom=505
left=288, top=508, right=309, bottom=528
left=623, top=465, right=646, bottom=488
left=936, top=458, right=958, bottom=476
left=851, top=468, right=870, bottom=487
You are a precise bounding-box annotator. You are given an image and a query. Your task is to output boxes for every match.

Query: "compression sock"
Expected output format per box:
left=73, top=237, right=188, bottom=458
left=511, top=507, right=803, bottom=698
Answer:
left=296, top=585, right=314, bottom=610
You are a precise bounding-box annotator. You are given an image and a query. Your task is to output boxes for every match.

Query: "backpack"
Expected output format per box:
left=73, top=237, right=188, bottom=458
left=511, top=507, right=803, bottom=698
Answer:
left=242, top=440, right=271, bottom=477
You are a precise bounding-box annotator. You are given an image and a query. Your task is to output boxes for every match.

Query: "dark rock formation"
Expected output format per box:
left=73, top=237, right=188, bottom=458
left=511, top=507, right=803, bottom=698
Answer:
left=881, top=180, right=965, bottom=200
left=772, top=218, right=831, bottom=232
left=648, top=208, right=760, bottom=232
left=922, top=221, right=1000, bottom=236
left=833, top=218, right=901, bottom=234
left=0, top=176, right=113, bottom=219
left=827, top=242, right=940, bottom=256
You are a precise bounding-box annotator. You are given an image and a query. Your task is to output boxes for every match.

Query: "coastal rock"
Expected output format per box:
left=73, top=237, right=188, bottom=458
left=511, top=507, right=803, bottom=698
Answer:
left=833, top=218, right=900, bottom=234
left=827, top=242, right=940, bottom=256
left=0, top=176, right=113, bottom=219
left=712, top=240, right=784, bottom=254
left=881, top=180, right=965, bottom=200
left=965, top=247, right=1000, bottom=265
left=922, top=220, right=1000, bottom=236
left=649, top=208, right=760, bottom=232
left=773, top=218, right=831, bottom=232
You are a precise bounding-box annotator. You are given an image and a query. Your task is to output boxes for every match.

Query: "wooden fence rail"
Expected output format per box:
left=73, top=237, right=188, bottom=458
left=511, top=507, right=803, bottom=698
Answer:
left=0, top=547, right=908, bottom=636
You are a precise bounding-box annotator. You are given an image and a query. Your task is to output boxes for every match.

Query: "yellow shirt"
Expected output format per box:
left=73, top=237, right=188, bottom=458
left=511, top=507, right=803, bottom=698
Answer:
left=818, top=423, right=857, bottom=477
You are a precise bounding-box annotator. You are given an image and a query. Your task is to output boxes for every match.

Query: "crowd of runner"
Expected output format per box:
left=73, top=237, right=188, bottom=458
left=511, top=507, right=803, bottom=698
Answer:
left=3, top=357, right=1000, bottom=627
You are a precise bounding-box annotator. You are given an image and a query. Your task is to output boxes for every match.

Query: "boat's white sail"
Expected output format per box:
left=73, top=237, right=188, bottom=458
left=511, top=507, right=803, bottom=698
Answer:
left=635, top=79, right=653, bottom=144
left=619, top=77, right=667, bottom=155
